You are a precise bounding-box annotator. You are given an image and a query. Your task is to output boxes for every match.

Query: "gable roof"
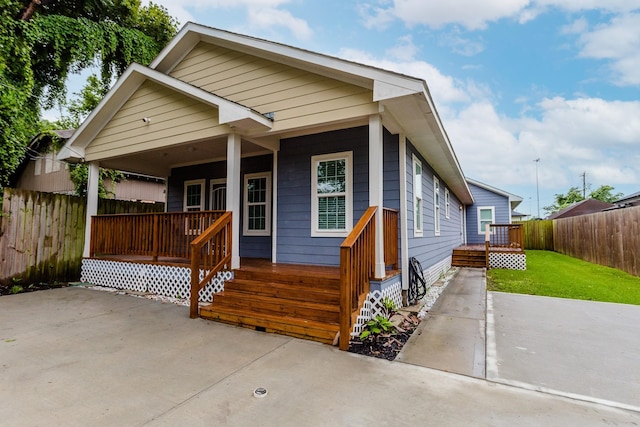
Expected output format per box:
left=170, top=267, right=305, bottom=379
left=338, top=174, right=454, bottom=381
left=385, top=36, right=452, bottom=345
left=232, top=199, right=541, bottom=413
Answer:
left=58, top=22, right=473, bottom=204
left=547, top=198, right=614, bottom=220
left=466, top=178, right=522, bottom=210
left=615, top=191, right=640, bottom=204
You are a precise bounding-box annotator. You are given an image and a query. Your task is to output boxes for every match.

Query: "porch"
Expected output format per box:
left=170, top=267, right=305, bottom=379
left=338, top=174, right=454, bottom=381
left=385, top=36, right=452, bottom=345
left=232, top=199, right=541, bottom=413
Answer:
left=452, top=224, right=527, bottom=270
left=83, top=208, right=400, bottom=349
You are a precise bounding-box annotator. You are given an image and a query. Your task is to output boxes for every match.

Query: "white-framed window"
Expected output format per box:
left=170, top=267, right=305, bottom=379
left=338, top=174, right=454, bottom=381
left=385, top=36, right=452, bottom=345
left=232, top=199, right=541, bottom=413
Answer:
left=311, top=151, right=353, bottom=237
left=243, top=172, right=271, bottom=236
left=434, top=176, right=440, bottom=236
left=413, top=155, right=423, bottom=237
left=445, top=188, right=450, bottom=219
left=183, top=179, right=205, bottom=211
left=209, top=179, right=226, bottom=210
left=477, top=206, right=495, bottom=234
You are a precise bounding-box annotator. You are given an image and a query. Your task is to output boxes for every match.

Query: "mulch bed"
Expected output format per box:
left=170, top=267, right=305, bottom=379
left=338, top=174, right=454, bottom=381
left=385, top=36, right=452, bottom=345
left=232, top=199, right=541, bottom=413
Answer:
left=347, top=311, right=421, bottom=361
left=0, top=282, right=69, bottom=296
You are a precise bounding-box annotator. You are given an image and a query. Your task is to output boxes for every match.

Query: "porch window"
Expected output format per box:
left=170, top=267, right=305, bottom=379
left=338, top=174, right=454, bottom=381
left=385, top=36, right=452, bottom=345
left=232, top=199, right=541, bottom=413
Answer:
left=478, top=206, right=495, bottom=234
left=243, top=172, right=271, bottom=236
left=311, top=152, right=352, bottom=237
left=209, top=179, right=226, bottom=210
left=445, top=188, right=450, bottom=219
left=434, top=176, right=440, bottom=236
left=413, top=155, right=423, bottom=237
left=184, top=179, right=205, bottom=211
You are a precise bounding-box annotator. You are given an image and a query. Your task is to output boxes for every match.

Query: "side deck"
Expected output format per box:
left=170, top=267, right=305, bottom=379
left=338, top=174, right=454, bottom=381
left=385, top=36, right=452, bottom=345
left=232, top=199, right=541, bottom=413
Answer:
left=452, top=224, right=527, bottom=270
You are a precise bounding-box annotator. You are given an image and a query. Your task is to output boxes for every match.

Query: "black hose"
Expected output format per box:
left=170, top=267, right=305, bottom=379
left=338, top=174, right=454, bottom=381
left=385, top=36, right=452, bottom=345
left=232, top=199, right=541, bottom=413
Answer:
left=408, top=257, right=427, bottom=304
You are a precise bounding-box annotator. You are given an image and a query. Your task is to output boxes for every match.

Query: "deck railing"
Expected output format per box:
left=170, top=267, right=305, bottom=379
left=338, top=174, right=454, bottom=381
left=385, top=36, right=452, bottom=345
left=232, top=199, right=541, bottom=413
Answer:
left=189, top=212, right=232, bottom=318
left=486, top=224, right=524, bottom=250
left=339, top=207, right=377, bottom=350
left=90, top=211, right=227, bottom=260
left=383, top=208, right=399, bottom=270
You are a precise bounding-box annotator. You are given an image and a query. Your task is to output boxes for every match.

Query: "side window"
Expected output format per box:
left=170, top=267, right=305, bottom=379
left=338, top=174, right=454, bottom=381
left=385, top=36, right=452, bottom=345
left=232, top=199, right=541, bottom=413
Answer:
left=311, top=152, right=353, bottom=237
left=434, top=176, right=440, bottom=236
left=445, top=188, right=450, bottom=219
left=478, top=206, right=495, bottom=234
left=243, top=172, right=271, bottom=236
left=413, top=155, right=423, bottom=237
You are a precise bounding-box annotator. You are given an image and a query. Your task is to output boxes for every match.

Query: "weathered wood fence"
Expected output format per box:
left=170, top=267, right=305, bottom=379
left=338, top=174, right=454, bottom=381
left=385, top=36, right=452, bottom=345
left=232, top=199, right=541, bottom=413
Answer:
left=554, top=206, right=639, bottom=277
left=520, top=220, right=554, bottom=250
left=0, top=188, right=164, bottom=285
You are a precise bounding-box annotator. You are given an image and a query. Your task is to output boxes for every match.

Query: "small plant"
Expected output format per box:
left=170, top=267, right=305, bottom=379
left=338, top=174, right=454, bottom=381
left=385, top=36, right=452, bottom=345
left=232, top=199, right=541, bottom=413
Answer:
left=381, top=297, right=396, bottom=317
left=360, top=315, right=396, bottom=341
left=9, top=285, right=24, bottom=294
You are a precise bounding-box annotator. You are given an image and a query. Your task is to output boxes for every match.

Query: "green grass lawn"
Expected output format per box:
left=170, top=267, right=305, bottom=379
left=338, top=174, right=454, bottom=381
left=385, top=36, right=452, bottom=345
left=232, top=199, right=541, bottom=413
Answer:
left=487, top=250, right=640, bottom=305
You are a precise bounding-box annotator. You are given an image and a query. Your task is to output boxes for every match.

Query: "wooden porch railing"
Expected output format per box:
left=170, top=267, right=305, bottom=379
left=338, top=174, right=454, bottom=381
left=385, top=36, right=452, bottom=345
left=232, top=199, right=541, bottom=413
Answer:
left=339, top=207, right=377, bottom=351
left=383, top=208, right=399, bottom=270
left=189, top=212, right=232, bottom=318
left=90, top=211, right=226, bottom=260
left=487, top=224, right=524, bottom=249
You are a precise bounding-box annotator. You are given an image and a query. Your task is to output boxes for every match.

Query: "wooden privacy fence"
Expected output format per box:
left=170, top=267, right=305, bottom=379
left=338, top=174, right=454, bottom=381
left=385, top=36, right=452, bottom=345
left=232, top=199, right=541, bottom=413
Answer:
left=0, top=188, right=163, bottom=285
left=554, top=206, right=640, bottom=277
left=520, top=220, right=554, bottom=250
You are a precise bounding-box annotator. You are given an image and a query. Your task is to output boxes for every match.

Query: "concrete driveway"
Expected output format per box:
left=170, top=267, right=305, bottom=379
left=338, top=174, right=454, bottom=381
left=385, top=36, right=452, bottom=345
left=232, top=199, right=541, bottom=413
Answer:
left=2, top=287, right=638, bottom=426
left=487, top=292, right=640, bottom=410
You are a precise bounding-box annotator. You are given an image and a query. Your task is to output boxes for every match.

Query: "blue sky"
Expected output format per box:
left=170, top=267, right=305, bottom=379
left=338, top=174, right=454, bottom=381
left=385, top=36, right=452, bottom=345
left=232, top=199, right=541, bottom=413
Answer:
left=60, top=0, right=640, bottom=216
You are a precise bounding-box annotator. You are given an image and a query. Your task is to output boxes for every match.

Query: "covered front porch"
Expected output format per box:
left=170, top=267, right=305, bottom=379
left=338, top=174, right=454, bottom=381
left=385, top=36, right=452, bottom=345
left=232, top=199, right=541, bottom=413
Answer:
left=82, top=208, right=400, bottom=349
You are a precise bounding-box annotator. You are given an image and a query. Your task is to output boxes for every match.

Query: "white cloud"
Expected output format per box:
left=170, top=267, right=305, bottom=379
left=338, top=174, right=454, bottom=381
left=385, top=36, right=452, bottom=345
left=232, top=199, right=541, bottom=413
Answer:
left=385, top=35, right=419, bottom=61
left=438, top=29, right=485, bottom=56
left=576, top=13, right=640, bottom=86
left=142, top=0, right=312, bottom=40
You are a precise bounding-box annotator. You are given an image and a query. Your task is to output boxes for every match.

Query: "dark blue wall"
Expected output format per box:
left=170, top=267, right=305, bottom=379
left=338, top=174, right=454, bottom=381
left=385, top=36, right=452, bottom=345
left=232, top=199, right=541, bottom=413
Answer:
left=406, top=141, right=464, bottom=268
left=276, top=126, right=370, bottom=266
left=466, top=182, right=510, bottom=244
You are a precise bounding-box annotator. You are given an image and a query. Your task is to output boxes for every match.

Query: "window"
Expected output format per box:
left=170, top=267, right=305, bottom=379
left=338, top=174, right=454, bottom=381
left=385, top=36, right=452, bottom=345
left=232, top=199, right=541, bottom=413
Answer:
left=209, top=179, right=226, bottom=210
left=183, top=180, right=205, bottom=211
left=445, top=188, right=450, bottom=219
left=434, top=176, right=440, bottom=236
left=243, top=172, right=271, bottom=236
left=311, top=152, right=352, bottom=237
left=413, top=155, right=423, bottom=236
left=478, top=206, right=495, bottom=234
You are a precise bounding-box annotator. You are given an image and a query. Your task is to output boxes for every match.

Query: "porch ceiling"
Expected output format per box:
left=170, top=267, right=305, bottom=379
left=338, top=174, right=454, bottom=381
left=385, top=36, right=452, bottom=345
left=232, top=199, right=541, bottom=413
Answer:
left=97, top=137, right=270, bottom=177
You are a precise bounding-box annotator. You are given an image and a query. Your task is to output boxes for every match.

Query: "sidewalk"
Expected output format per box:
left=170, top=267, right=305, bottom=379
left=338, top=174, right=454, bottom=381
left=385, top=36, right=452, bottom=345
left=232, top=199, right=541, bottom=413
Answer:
left=396, top=267, right=486, bottom=377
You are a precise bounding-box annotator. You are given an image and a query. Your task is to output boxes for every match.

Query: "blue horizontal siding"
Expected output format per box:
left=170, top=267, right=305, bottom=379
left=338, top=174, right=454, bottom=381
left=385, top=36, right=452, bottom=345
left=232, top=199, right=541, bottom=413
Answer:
left=466, top=182, right=510, bottom=244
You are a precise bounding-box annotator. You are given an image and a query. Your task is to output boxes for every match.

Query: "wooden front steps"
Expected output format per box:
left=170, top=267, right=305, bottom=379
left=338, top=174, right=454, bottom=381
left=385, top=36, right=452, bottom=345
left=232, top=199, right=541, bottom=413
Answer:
left=199, top=259, right=341, bottom=345
left=452, top=247, right=487, bottom=268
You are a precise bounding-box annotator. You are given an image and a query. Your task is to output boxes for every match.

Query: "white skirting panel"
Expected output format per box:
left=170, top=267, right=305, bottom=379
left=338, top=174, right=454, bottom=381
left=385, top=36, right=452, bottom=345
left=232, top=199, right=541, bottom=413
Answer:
left=80, top=259, right=231, bottom=302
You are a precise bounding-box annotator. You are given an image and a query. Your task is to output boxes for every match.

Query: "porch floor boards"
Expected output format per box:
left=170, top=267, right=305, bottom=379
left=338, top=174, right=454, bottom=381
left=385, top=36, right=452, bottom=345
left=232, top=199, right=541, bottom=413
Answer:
left=199, top=258, right=341, bottom=345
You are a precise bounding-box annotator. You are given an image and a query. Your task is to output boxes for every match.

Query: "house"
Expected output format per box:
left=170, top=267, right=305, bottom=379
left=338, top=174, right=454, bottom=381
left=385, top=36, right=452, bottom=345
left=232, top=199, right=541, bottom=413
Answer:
left=12, top=130, right=167, bottom=203
left=57, top=23, right=522, bottom=349
left=511, top=211, right=528, bottom=222
left=612, top=191, right=640, bottom=209
left=464, top=178, right=523, bottom=244
left=547, top=198, right=613, bottom=220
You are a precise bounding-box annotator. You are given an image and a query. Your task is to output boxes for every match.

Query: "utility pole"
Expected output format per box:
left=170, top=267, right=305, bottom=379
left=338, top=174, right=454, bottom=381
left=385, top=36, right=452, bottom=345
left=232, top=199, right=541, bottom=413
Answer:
left=534, top=158, right=540, bottom=219
left=581, top=172, right=586, bottom=198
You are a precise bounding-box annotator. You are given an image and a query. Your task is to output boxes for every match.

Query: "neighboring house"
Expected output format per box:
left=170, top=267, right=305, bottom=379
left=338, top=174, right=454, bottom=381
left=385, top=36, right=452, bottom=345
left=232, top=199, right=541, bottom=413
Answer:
left=465, top=178, right=523, bottom=245
left=57, top=23, right=521, bottom=348
left=511, top=211, right=528, bottom=222
left=12, top=130, right=167, bottom=203
left=547, top=198, right=613, bottom=220
left=612, top=191, right=640, bottom=209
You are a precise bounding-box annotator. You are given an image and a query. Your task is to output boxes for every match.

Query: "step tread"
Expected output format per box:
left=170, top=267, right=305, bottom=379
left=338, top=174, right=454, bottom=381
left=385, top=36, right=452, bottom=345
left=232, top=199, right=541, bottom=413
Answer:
left=215, top=290, right=340, bottom=312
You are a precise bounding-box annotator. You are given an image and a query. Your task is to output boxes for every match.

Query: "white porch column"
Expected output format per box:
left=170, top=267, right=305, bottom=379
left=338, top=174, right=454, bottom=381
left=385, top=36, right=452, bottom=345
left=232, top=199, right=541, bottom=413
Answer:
left=369, top=114, right=385, bottom=278
left=399, top=133, right=410, bottom=291
left=271, top=150, right=278, bottom=264
left=227, top=133, right=242, bottom=269
left=82, top=162, right=100, bottom=257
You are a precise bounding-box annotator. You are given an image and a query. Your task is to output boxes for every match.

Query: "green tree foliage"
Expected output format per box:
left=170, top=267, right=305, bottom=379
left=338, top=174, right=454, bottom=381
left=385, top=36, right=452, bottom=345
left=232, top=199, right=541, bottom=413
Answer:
left=544, top=184, right=624, bottom=215
left=0, top=0, right=178, bottom=187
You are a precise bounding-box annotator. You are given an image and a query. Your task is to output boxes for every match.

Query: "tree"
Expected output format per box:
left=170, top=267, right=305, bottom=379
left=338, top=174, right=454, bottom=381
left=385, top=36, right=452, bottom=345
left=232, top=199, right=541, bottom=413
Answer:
left=0, top=0, right=178, bottom=187
left=543, top=184, right=624, bottom=215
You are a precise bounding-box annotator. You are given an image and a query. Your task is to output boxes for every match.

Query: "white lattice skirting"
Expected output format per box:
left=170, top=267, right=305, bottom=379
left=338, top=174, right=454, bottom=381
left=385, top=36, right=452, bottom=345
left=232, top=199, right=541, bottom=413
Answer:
left=351, top=278, right=403, bottom=338
left=80, top=259, right=231, bottom=302
left=489, top=252, right=527, bottom=270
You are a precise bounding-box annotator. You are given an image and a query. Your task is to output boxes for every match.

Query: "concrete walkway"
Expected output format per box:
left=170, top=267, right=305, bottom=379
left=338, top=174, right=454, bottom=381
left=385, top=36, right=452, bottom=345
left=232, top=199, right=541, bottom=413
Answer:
left=396, top=267, right=486, bottom=377
left=2, top=287, right=638, bottom=426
